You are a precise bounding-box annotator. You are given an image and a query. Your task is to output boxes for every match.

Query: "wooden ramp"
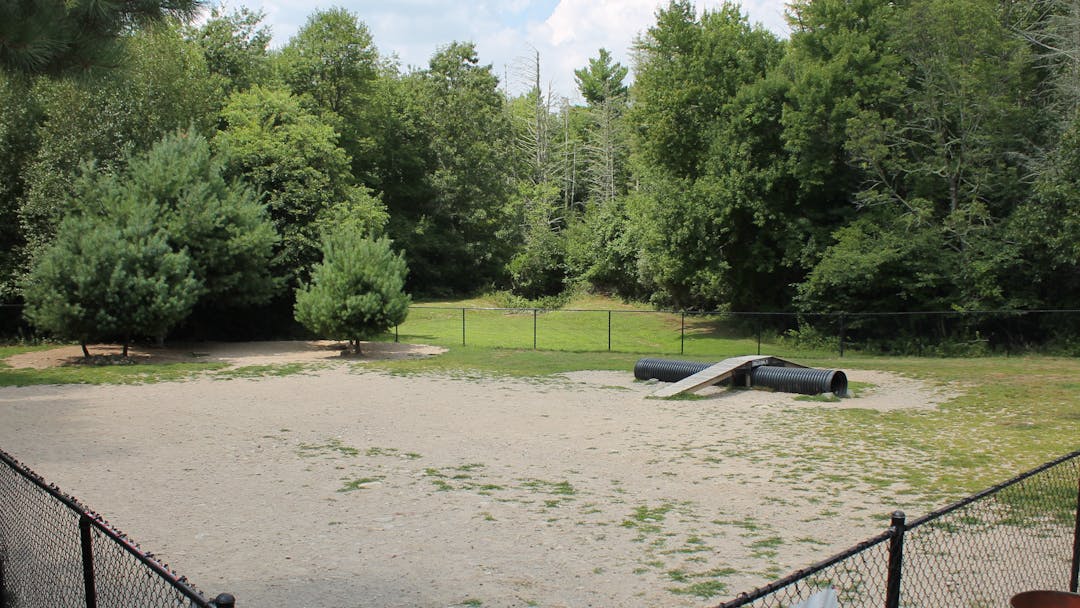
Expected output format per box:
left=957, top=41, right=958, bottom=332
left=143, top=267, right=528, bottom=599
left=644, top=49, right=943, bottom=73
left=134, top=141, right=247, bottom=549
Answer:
left=651, top=355, right=804, bottom=398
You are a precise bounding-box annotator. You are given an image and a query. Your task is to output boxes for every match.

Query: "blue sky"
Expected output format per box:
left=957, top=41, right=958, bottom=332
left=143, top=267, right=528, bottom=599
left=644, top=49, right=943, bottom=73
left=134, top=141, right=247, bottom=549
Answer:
left=207, top=0, right=791, bottom=99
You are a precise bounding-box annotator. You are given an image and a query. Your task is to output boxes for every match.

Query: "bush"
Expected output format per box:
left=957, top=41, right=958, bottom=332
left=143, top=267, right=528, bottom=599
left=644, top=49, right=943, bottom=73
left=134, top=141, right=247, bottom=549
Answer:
left=23, top=207, right=199, bottom=356
left=294, top=232, right=410, bottom=352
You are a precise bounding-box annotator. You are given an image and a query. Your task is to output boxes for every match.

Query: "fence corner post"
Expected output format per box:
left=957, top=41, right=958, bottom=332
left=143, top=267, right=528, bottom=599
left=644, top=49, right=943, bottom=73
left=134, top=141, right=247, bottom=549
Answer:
left=79, top=514, right=98, bottom=608
left=1070, top=474, right=1080, bottom=592
left=885, top=510, right=906, bottom=608
left=212, top=593, right=236, bottom=608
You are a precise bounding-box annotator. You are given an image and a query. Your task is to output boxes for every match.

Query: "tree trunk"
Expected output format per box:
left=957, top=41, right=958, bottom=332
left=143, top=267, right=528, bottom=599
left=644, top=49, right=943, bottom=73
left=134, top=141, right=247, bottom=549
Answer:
left=81, top=342, right=90, bottom=358
left=122, top=337, right=129, bottom=358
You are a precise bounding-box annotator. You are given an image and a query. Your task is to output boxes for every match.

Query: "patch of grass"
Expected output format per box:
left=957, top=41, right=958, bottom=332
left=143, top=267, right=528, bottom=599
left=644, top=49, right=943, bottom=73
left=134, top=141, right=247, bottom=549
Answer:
left=750, top=536, right=784, bottom=558
left=666, top=567, right=737, bottom=598
left=795, top=393, right=842, bottom=403
left=520, top=479, right=576, bottom=496
left=365, top=446, right=420, bottom=459
left=213, top=363, right=313, bottom=379
left=622, top=503, right=675, bottom=536
left=0, top=358, right=225, bottom=386
left=297, top=438, right=359, bottom=458
left=338, top=477, right=382, bottom=492
left=776, top=355, right=1080, bottom=496
left=657, top=392, right=712, bottom=401
left=423, top=465, right=503, bottom=494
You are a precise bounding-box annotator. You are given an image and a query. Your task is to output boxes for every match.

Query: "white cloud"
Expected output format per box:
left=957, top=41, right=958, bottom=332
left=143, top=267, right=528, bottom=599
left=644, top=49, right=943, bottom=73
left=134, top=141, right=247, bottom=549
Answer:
left=221, top=0, right=791, bottom=100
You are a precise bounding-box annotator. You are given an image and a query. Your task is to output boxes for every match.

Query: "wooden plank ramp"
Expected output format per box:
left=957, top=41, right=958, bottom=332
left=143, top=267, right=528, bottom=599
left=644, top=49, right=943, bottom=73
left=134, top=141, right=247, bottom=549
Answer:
left=650, top=355, right=803, bottom=398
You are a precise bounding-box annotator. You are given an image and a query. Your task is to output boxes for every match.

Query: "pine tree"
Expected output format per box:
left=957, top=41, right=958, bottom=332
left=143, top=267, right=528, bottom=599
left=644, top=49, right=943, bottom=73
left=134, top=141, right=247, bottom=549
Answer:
left=23, top=202, right=199, bottom=356
left=0, top=0, right=200, bottom=76
left=294, top=231, right=409, bottom=353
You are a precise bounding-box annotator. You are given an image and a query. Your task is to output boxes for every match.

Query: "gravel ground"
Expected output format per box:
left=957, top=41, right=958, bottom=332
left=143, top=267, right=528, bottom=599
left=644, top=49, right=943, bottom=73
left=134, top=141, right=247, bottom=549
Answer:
left=0, top=342, right=955, bottom=608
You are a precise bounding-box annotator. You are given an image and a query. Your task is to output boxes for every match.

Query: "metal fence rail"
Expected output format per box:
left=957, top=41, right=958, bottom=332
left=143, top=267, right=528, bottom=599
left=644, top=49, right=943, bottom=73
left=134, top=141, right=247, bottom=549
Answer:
left=0, top=447, right=234, bottom=608
left=715, top=450, right=1080, bottom=608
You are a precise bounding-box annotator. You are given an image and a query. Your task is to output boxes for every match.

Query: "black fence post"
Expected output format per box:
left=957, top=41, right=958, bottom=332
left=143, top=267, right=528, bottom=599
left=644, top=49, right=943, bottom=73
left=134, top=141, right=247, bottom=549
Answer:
left=885, top=510, right=906, bottom=608
left=1070, top=474, right=1080, bottom=592
left=79, top=515, right=98, bottom=608
left=212, top=593, right=236, bottom=608
left=533, top=309, right=538, bottom=350
left=0, top=547, right=7, bottom=608
left=607, top=310, right=612, bottom=352
left=461, top=308, right=466, bottom=347
left=394, top=325, right=398, bottom=343
left=680, top=312, right=685, bottom=356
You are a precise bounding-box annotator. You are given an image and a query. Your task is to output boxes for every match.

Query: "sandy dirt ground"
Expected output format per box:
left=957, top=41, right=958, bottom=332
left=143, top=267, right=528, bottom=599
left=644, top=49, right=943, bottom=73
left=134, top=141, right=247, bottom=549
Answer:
left=0, top=342, right=957, bottom=608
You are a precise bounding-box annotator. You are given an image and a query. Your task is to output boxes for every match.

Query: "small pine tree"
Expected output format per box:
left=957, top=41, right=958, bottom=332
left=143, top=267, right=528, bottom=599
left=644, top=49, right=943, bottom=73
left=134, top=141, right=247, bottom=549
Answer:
left=23, top=205, right=199, bottom=357
left=294, top=231, right=410, bottom=353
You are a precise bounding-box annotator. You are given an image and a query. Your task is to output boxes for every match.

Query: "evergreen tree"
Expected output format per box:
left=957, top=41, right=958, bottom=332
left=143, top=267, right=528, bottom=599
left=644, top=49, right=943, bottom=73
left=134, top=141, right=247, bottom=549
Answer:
left=23, top=199, right=199, bottom=356
left=294, top=232, right=410, bottom=353
left=120, top=131, right=278, bottom=309
left=574, top=48, right=628, bottom=106
left=0, top=0, right=199, bottom=76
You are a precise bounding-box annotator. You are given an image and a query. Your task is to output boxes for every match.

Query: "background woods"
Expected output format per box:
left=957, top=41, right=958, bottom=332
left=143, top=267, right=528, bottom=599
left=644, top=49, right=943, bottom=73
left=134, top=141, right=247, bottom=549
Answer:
left=3, top=0, right=1080, bottom=345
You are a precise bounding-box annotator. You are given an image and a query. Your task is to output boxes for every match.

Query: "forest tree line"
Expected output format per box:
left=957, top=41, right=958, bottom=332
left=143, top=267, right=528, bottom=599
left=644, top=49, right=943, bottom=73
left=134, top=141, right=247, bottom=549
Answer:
left=2, top=0, right=1080, bottom=341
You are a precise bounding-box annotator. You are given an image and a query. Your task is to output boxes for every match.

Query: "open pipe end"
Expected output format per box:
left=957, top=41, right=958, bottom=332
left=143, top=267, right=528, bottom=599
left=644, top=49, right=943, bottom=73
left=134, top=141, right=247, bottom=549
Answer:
left=829, top=370, right=848, bottom=397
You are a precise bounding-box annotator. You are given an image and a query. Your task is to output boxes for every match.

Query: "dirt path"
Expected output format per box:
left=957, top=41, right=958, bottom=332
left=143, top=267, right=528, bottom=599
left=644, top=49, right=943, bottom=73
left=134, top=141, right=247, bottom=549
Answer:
left=4, top=340, right=447, bottom=369
left=0, top=344, right=953, bottom=607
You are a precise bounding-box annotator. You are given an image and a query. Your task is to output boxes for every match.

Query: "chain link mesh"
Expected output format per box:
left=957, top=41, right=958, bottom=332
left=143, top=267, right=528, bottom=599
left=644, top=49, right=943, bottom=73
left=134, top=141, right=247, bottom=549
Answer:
left=902, top=456, right=1079, bottom=608
left=716, top=537, right=893, bottom=608
left=0, top=449, right=218, bottom=608
left=716, top=452, right=1079, bottom=608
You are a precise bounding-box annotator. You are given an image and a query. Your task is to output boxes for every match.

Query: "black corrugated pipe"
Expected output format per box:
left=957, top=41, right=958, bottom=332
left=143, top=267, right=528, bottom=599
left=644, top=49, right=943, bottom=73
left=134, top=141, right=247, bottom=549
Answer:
left=750, top=366, right=847, bottom=396
left=633, top=358, right=847, bottom=396
left=634, top=358, right=710, bottom=383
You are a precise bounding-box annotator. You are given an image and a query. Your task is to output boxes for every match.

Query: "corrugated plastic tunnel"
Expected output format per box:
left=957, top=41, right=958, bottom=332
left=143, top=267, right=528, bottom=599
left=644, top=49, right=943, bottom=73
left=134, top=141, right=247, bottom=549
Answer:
left=634, top=358, right=847, bottom=396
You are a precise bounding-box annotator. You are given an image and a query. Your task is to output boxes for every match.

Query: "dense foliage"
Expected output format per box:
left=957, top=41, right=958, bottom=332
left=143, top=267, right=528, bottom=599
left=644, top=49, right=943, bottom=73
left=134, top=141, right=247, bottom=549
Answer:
left=5, top=0, right=1080, bottom=346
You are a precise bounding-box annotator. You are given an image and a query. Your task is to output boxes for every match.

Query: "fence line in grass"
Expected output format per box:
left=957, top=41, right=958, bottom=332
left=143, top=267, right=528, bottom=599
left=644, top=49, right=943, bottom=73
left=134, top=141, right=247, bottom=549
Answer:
left=403, top=306, right=1080, bottom=357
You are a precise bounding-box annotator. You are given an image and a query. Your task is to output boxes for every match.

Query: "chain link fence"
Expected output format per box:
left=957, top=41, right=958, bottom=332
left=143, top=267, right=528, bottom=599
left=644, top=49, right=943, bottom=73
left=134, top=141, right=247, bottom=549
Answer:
left=0, top=447, right=234, bottom=608
left=715, top=450, right=1080, bottom=608
left=401, top=307, right=1080, bottom=357
left=5, top=303, right=1080, bottom=356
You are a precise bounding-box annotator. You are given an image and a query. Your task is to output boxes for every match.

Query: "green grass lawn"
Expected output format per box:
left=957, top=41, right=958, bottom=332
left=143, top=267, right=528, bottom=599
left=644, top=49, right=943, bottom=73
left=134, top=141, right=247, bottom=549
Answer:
left=396, top=293, right=837, bottom=359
